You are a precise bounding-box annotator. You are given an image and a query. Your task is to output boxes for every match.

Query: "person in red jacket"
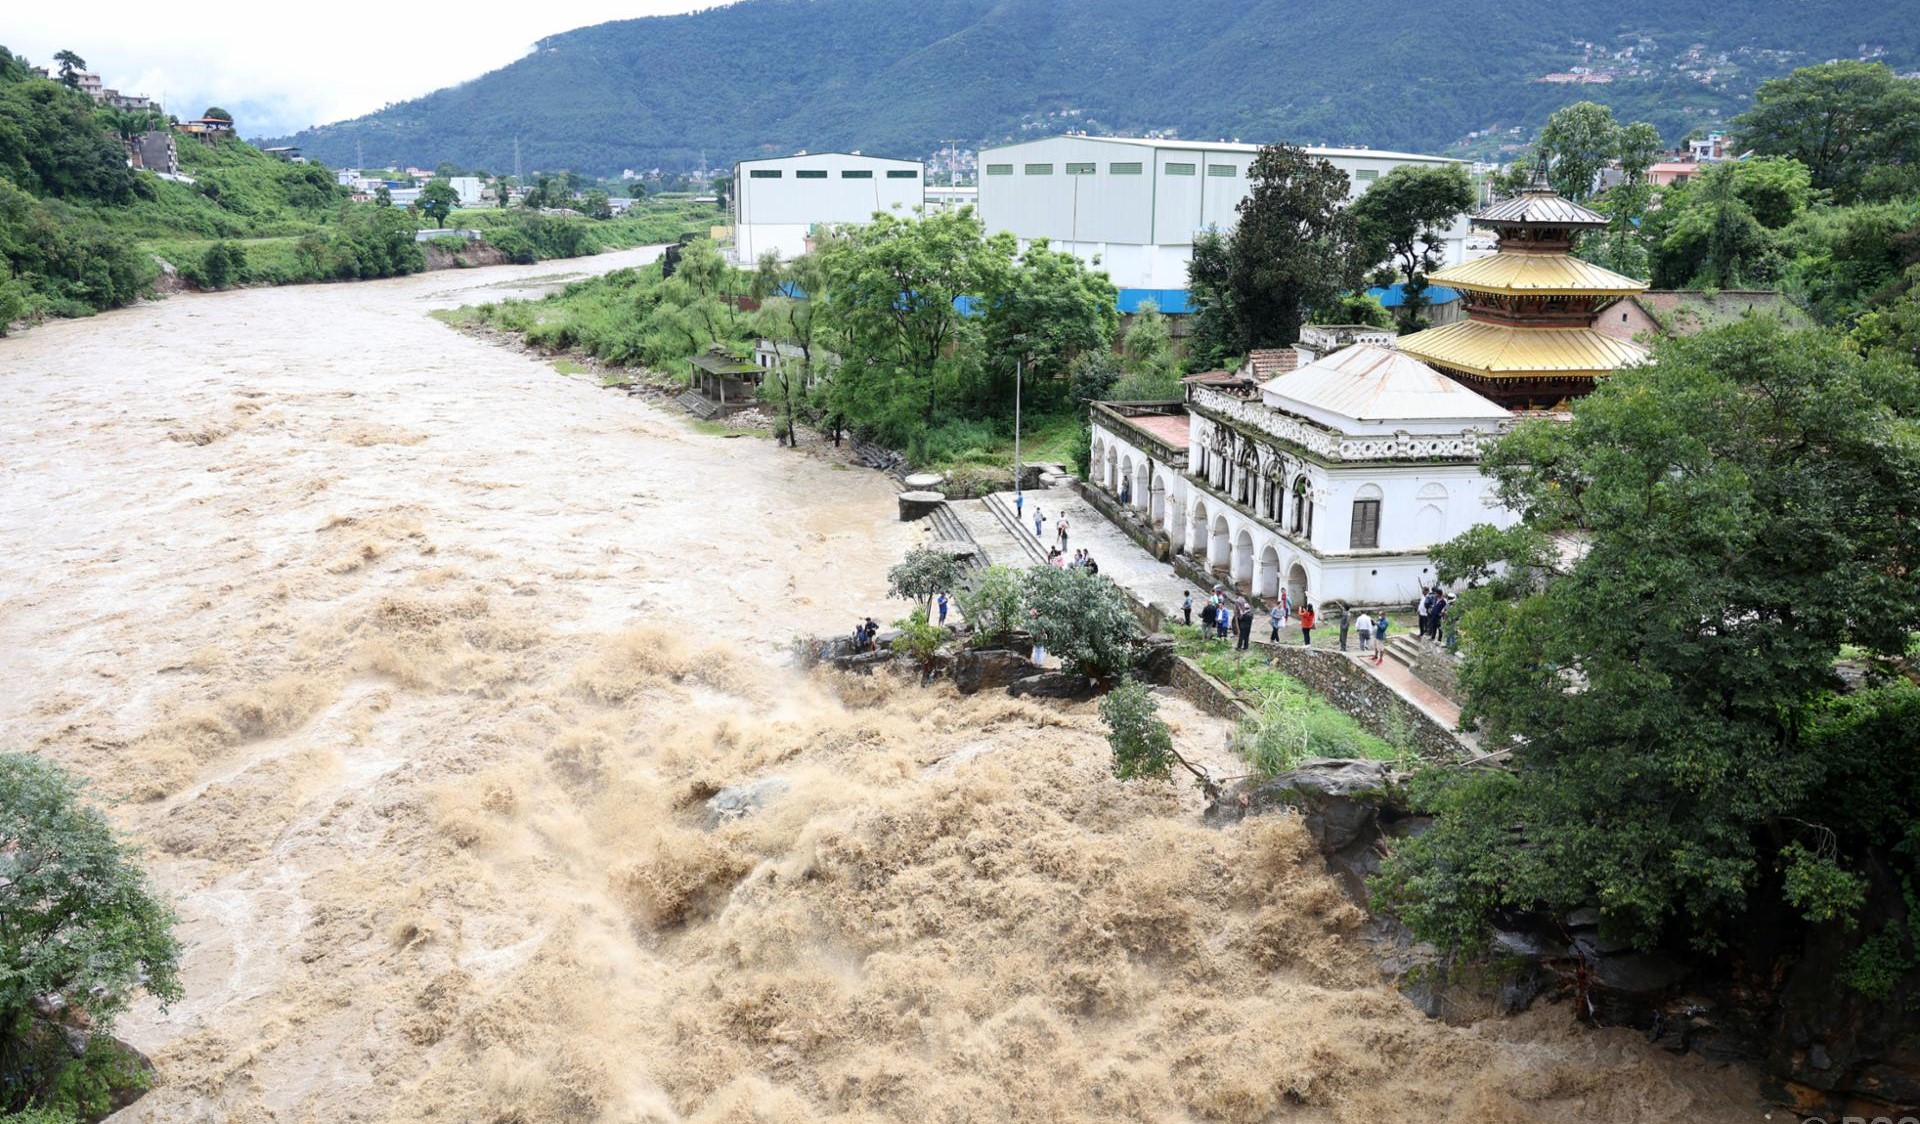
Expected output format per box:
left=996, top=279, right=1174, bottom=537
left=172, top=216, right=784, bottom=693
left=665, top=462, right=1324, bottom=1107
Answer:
left=1298, top=603, right=1317, bottom=647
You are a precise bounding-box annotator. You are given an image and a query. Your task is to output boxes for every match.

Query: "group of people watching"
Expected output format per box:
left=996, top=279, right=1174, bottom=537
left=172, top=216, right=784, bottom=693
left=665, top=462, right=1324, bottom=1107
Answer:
left=1048, top=547, right=1099, bottom=573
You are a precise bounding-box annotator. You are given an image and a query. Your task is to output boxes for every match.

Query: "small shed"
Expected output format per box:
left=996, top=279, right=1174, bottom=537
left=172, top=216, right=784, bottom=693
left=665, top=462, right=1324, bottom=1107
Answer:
left=688, top=348, right=764, bottom=414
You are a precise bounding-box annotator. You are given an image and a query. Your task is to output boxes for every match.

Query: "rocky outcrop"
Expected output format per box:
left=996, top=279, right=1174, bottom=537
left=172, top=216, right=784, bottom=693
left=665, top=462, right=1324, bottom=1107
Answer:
left=1207, top=758, right=1416, bottom=900
left=703, top=775, right=791, bottom=829
left=1130, top=632, right=1178, bottom=685
left=1008, top=671, right=1099, bottom=700
left=952, top=649, right=1042, bottom=694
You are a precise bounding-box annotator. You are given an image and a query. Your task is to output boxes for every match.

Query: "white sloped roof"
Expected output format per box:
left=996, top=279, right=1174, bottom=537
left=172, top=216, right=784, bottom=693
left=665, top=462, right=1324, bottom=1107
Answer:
left=1260, top=343, right=1510, bottom=424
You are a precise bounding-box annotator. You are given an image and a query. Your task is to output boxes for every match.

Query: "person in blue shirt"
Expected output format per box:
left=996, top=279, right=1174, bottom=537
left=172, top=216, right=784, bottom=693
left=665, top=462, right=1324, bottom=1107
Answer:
left=937, top=591, right=949, bottom=625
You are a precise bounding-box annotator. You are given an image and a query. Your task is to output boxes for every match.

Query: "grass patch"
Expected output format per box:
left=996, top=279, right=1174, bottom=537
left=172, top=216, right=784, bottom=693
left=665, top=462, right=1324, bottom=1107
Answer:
left=689, top=419, right=766, bottom=437
left=1167, top=631, right=1410, bottom=775
left=552, top=358, right=592, bottom=376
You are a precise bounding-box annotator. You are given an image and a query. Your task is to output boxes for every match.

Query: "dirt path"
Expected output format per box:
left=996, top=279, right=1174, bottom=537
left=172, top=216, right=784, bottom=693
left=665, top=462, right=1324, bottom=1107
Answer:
left=0, top=256, right=1769, bottom=1123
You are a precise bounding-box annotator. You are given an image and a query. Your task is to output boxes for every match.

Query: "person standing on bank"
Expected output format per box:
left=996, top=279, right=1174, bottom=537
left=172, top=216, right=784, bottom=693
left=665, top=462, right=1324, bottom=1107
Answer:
left=1236, top=604, right=1254, bottom=651
left=1372, top=612, right=1389, bottom=666
left=1299, top=603, right=1316, bottom=647
left=1268, top=602, right=1283, bottom=643
left=1057, top=517, right=1070, bottom=551
left=937, top=591, right=949, bottom=625
left=1354, top=610, right=1374, bottom=653
left=1033, top=507, right=1044, bottom=538
left=1182, top=592, right=1193, bottom=626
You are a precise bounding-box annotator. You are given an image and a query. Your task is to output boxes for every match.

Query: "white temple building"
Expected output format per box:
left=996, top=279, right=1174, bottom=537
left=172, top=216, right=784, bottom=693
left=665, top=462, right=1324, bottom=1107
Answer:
left=1089, top=340, right=1516, bottom=608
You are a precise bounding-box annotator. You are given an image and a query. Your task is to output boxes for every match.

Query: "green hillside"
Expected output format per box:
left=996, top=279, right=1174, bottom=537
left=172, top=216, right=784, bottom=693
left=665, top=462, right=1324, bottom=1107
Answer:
left=274, top=0, right=1920, bottom=173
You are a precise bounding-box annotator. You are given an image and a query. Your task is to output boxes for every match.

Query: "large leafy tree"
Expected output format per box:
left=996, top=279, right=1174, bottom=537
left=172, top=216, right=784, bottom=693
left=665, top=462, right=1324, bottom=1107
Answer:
left=1, top=753, right=182, bottom=1115
left=51, top=50, right=84, bottom=89
left=1022, top=566, right=1139, bottom=680
left=1733, top=61, right=1920, bottom=203
left=1184, top=227, right=1240, bottom=370
left=1349, top=163, right=1474, bottom=332
left=1220, top=144, right=1361, bottom=350
left=981, top=237, right=1117, bottom=395
left=816, top=207, right=1013, bottom=438
left=1376, top=321, right=1920, bottom=954
left=418, top=178, right=459, bottom=228
left=752, top=251, right=829, bottom=447
left=1536, top=101, right=1621, bottom=201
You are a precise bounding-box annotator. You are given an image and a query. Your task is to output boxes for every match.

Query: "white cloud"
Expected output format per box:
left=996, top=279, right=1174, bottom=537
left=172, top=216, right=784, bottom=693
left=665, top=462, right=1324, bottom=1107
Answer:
left=6, top=1, right=720, bottom=137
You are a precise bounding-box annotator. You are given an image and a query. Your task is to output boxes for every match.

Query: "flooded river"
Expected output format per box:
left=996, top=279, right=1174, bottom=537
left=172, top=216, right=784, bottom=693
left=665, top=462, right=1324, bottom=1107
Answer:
left=0, top=251, right=1766, bottom=1122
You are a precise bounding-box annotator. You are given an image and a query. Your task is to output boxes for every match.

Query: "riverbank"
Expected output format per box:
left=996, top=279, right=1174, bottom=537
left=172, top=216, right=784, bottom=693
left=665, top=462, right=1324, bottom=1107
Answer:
left=0, top=250, right=1768, bottom=1122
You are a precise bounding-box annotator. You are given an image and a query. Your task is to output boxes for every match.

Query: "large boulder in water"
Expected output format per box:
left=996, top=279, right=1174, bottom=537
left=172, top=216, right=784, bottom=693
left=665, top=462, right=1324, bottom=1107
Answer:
left=1007, top=671, right=1099, bottom=700
left=952, top=649, right=1041, bottom=694
left=703, top=776, right=791, bottom=828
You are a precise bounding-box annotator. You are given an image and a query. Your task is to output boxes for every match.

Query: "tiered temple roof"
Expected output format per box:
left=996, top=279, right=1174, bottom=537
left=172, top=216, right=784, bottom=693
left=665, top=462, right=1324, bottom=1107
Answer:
left=1398, top=173, right=1649, bottom=412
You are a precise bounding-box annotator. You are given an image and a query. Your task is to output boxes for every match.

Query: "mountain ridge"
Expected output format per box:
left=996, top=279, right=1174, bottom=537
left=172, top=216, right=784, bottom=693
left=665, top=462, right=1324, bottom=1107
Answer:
left=272, top=0, right=1920, bottom=174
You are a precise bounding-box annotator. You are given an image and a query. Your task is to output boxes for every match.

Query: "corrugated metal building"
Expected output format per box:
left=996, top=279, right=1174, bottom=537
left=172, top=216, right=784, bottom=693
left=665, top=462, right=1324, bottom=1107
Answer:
left=731, top=153, right=925, bottom=264
left=977, top=135, right=1473, bottom=306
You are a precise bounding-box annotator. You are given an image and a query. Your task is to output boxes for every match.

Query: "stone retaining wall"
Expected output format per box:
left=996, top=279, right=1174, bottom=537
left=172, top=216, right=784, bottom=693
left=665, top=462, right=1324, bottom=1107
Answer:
left=1264, top=645, right=1468, bottom=762
left=1167, top=656, right=1258, bottom=721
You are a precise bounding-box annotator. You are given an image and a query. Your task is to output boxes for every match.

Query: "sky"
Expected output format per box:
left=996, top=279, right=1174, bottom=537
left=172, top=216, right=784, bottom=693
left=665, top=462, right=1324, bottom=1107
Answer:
left=6, top=1, right=720, bottom=139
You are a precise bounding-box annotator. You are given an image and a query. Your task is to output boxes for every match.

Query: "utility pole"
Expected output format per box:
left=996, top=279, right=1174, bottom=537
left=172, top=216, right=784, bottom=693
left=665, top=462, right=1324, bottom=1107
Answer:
left=1013, top=352, right=1023, bottom=493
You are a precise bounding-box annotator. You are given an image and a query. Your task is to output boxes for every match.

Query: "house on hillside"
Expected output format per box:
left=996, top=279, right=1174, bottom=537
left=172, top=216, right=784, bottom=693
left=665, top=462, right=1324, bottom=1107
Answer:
left=1597, top=290, right=1812, bottom=343
left=262, top=146, right=306, bottom=164
left=176, top=117, right=235, bottom=138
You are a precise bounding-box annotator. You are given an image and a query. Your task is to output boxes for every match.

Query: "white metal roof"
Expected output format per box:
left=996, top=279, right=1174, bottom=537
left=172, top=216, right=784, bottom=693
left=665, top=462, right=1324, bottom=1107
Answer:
left=1260, top=344, right=1510, bottom=424
left=986, top=135, right=1458, bottom=164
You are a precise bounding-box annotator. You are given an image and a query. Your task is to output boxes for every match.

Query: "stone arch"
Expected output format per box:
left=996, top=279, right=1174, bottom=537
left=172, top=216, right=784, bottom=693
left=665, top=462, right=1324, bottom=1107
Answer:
left=1290, top=476, right=1312, bottom=536
left=1208, top=514, right=1231, bottom=570
left=1256, top=542, right=1281, bottom=600
left=1118, top=452, right=1134, bottom=501
left=1105, top=446, right=1119, bottom=492
left=1150, top=472, right=1167, bottom=523
left=1231, top=528, right=1255, bottom=589
left=1089, top=436, right=1105, bottom=484
left=1167, top=491, right=1186, bottom=552
left=1187, top=498, right=1210, bottom=562
left=1287, top=562, right=1310, bottom=612
left=1134, top=461, right=1151, bottom=511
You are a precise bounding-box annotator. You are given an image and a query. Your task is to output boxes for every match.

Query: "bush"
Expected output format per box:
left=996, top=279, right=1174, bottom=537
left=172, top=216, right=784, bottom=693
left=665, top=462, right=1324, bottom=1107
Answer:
left=1023, top=566, right=1138, bottom=679
left=1100, top=678, right=1177, bottom=780
left=956, top=564, right=1026, bottom=642
left=0, top=753, right=180, bottom=1117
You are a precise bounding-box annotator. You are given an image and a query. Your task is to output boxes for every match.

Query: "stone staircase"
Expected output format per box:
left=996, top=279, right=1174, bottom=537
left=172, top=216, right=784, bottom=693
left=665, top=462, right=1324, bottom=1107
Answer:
left=1383, top=633, right=1462, bottom=701
left=978, top=492, right=1049, bottom=567
left=1384, top=633, right=1425, bottom=670
left=927, top=501, right=989, bottom=570
left=673, top=390, right=721, bottom=420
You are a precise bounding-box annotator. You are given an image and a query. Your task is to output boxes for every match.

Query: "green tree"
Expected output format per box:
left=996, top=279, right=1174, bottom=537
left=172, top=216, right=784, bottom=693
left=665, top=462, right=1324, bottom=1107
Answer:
left=1349, top=163, right=1475, bottom=332
left=1616, top=121, right=1664, bottom=187
left=1221, top=144, right=1362, bottom=349
left=1732, top=62, right=1920, bottom=203
left=954, top=564, right=1026, bottom=642
left=1101, top=678, right=1208, bottom=786
left=373, top=185, right=392, bottom=207
left=51, top=50, right=84, bottom=89
left=1022, top=565, right=1138, bottom=680
left=1647, top=163, right=1779, bottom=289
left=419, top=178, right=458, bottom=228
left=892, top=607, right=946, bottom=683
left=751, top=251, right=827, bottom=447
left=1308, top=290, right=1394, bottom=328
left=887, top=547, right=968, bottom=613
left=0, top=275, right=27, bottom=334
left=816, top=207, right=1012, bottom=437
left=1109, top=299, right=1181, bottom=400
left=1536, top=101, right=1621, bottom=201
left=581, top=189, right=612, bottom=220
left=1375, top=321, right=1920, bottom=954
left=201, top=106, right=232, bottom=122
left=1184, top=227, right=1240, bottom=370
left=0, top=753, right=182, bottom=1116
left=981, top=237, right=1117, bottom=403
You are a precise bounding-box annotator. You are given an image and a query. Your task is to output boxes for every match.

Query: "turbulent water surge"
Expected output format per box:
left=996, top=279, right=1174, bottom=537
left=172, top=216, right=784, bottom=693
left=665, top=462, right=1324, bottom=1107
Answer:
left=0, top=251, right=1767, bottom=1122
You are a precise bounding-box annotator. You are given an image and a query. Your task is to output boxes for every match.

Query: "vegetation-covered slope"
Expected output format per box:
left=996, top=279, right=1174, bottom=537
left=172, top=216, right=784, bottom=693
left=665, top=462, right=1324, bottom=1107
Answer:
left=275, top=0, right=1919, bottom=173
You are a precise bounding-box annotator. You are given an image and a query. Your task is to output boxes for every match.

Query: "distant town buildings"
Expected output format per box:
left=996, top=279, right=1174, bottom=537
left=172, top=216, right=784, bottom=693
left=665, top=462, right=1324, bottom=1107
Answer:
left=729, top=152, right=926, bottom=264
left=976, top=135, right=1475, bottom=310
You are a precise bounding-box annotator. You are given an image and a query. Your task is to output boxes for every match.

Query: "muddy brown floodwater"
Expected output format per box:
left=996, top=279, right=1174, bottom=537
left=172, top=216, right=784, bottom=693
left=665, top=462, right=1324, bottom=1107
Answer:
left=0, top=249, right=1769, bottom=1123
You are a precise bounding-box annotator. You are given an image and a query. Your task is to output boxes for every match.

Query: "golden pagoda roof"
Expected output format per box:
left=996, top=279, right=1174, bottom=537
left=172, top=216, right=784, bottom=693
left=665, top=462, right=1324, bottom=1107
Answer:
left=1474, top=187, right=1609, bottom=229
left=1397, top=320, right=1650, bottom=380
left=1430, top=253, right=1647, bottom=297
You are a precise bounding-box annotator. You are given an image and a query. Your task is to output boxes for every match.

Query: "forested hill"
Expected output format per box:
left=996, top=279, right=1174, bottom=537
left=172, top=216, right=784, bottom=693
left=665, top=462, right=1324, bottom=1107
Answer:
left=275, top=0, right=1917, bottom=174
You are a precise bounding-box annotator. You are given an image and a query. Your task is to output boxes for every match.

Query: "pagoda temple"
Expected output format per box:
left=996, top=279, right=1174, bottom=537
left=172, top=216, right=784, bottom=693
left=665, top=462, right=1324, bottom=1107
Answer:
left=1397, top=174, right=1649, bottom=412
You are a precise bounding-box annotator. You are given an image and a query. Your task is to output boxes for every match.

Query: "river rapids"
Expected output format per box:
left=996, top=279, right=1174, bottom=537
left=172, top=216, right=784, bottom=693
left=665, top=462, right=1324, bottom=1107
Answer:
left=0, top=249, right=1768, bottom=1122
